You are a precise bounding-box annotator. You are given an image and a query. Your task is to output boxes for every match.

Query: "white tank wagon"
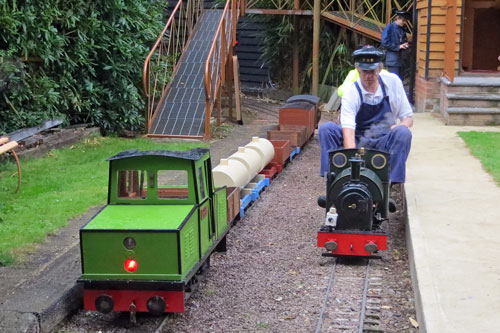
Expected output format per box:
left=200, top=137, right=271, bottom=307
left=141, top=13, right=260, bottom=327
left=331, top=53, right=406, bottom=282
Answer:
left=212, top=137, right=275, bottom=188
left=212, top=158, right=251, bottom=188
left=244, top=137, right=274, bottom=170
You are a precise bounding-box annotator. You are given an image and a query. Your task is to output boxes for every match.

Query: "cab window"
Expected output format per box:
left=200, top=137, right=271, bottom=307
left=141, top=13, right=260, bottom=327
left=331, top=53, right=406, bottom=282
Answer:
left=198, top=167, right=206, bottom=200
left=117, top=170, right=148, bottom=199
left=157, top=170, right=189, bottom=199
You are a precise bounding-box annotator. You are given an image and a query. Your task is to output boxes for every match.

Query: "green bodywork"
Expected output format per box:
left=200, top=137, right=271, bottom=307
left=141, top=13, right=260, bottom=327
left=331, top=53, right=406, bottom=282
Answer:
left=79, top=148, right=229, bottom=282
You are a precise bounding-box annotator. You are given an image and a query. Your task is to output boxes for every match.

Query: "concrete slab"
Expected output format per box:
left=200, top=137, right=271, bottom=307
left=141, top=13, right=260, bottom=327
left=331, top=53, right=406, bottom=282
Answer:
left=406, top=113, right=500, bottom=332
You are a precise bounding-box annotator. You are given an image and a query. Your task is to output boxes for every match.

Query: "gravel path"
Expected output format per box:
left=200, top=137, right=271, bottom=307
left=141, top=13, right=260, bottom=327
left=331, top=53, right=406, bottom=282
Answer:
left=56, top=99, right=417, bottom=332
left=159, top=134, right=416, bottom=333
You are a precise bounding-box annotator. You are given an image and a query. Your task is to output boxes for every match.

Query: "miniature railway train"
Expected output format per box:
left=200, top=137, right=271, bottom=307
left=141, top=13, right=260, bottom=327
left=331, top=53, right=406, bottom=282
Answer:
left=78, top=95, right=395, bottom=317
left=317, top=147, right=395, bottom=257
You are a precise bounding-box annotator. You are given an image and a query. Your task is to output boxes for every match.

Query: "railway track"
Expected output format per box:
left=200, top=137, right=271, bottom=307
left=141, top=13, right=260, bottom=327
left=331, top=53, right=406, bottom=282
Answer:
left=315, top=258, right=384, bottom=333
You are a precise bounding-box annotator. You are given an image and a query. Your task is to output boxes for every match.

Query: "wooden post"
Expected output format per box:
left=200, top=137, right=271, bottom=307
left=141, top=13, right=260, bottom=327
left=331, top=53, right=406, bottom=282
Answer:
left=386, top=0, right=392, bottom=24
left=293, top=0, right=300, bottom=95
left=232, top=55, right=243, bottom=124
left=216, top=87, right=222, bottom=126
left=232, top=0, right=238, bottom=44
left=312, top=0, right=320, bottom=96
left=221, top=21, right=226, bottom=86
left=443, top=0, right=458, bottom=81
left=227, top=46, right=234, bottom=121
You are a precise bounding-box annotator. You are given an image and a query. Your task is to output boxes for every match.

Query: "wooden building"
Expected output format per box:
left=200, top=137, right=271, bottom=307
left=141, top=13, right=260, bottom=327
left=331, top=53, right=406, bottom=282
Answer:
left=415, top=0, right=500, bottom=125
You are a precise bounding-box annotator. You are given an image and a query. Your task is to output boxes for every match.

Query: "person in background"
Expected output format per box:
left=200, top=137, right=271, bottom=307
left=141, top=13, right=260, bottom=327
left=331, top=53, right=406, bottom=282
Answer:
left=381, top=10, right=410, bottom=79
left=319, top=46, right=413, bottom=184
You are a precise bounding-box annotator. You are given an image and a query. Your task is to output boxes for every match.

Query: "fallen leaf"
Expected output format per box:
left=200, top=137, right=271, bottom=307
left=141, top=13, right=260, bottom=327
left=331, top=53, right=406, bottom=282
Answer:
left=409, top=317, right=419, bottom=328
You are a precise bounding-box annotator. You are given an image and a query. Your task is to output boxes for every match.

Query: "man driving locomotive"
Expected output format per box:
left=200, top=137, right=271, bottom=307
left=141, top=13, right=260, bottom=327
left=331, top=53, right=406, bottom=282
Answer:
left=319, top=46, right=413, bottom=184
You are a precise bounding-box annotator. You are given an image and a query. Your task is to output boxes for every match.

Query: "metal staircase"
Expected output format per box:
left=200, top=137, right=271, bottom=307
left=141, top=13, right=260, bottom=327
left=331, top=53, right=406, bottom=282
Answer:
left=143, top=0, right=413, bottom=139
left=143, top=0, right=241, bottom=139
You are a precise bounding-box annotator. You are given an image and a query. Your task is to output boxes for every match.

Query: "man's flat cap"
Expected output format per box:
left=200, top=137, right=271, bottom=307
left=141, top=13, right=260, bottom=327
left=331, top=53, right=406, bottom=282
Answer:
left=353, top=46, right=385, bottom=70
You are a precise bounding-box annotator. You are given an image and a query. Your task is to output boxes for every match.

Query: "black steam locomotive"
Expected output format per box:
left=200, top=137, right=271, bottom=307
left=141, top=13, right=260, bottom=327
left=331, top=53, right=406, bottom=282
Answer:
left=317, top=148, right=395, bottom=257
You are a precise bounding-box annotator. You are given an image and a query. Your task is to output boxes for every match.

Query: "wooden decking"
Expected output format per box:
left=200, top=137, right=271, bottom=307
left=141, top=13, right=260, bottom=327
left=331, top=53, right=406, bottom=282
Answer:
left=321, top=11, right=383, bottom=41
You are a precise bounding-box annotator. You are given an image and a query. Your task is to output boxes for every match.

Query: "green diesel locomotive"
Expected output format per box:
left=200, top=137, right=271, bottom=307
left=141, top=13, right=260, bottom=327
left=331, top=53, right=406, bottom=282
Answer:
left=79, top=148, right=230, bottom=315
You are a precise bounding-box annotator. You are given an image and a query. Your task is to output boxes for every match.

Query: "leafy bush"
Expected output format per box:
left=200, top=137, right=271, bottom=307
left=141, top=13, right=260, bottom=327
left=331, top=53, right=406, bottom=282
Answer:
left=0, top=0, right=167, bottom=135
left=259, top=16, right=363, bottom=92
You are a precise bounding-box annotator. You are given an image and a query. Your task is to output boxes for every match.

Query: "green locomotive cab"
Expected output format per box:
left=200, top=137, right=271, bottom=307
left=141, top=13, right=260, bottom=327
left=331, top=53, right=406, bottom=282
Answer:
left=79, top=148, right=229, bottom=314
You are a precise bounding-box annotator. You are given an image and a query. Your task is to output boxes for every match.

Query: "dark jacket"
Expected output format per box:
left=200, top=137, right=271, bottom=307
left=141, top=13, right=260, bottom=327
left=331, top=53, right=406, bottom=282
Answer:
left=381, top=22, right=407, bottom=67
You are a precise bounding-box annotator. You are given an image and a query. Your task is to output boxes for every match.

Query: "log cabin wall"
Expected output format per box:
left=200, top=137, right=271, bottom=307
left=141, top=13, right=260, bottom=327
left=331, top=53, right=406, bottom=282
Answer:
left=414, top=0, right=462, bottom=113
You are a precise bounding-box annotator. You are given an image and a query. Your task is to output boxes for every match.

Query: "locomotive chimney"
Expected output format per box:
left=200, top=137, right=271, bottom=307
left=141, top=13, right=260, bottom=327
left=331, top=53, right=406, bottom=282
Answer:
left=350, top=154, right=362, bottom=182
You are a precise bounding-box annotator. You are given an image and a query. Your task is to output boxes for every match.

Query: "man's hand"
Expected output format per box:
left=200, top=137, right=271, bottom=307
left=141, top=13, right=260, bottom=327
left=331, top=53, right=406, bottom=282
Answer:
left=399, top=42, right=409, bottom=50
left=391, top=116, right=413, bottom=130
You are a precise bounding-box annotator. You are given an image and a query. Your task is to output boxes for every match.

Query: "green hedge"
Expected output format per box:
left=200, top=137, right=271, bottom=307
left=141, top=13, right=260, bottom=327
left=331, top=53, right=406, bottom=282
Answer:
left=0, top=0, right=167, bottom=135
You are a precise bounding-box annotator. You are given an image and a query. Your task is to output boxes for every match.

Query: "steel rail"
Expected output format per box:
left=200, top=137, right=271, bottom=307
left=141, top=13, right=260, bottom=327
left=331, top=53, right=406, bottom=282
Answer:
left=315, top=259, right=337, bottom=333
left=358, top=260, right=372, bottom=333
left=315, top=258, right=374, bottom=333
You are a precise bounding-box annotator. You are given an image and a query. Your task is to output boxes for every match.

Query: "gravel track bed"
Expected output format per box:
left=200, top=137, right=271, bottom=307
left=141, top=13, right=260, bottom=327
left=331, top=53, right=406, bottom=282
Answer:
left=56, top=108, right=417, bottom=332
left=164, top=135, right=417, bottom=333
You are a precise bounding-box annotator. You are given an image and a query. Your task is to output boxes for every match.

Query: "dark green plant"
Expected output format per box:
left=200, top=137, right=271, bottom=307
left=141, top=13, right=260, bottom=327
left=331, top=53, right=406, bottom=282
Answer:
left=259, top=15, right=369, bottom=93
left=0, top=0, right=167, bottom=135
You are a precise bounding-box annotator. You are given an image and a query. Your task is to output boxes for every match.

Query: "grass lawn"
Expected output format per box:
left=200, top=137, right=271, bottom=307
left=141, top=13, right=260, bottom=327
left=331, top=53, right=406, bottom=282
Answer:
left=0, top=136, right=206, bottom=265
left=458, top=131, right=500, bottom=186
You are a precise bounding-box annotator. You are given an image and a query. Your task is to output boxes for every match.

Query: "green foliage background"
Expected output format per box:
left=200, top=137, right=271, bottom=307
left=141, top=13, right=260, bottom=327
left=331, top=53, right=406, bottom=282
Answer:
left=0, top=0, right=167, bottom=135
left=258, top=16, right=361, bottom=93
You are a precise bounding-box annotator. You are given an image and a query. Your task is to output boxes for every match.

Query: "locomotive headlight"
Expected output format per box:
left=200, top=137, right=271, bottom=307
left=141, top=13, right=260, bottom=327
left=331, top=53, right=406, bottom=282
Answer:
left=332, top=153, right=347, bottom=168
left=124, top=259, right=138, bottom=272
left=123, top=237, right=136, bottom=249
left=371, top=154, right=387, bottom=169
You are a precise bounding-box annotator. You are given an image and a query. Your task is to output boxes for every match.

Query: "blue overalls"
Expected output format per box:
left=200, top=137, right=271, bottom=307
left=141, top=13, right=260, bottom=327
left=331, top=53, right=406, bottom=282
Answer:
left=319, top=77, right=412, bottom=183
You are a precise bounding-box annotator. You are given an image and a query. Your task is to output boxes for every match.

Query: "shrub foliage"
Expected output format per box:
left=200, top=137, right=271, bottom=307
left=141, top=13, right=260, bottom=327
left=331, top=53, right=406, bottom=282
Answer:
left=258, top=16, right=366, bottom=92
left=0, top=0, right=167, bottom=134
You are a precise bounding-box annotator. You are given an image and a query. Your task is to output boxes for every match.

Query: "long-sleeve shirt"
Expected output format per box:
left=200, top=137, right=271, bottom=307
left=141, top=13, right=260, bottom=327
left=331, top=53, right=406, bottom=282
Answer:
left=381, top=22, right=407, bottom=67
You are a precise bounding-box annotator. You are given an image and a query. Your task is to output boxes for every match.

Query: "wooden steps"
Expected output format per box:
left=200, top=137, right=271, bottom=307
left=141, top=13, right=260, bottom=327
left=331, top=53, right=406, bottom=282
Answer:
left=440, top=76, right=500, bottom=126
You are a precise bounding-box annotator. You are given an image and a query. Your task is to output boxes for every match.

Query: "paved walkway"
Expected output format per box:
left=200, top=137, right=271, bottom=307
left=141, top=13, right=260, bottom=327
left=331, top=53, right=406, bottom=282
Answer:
left=406, top=113, right=500, bottom=332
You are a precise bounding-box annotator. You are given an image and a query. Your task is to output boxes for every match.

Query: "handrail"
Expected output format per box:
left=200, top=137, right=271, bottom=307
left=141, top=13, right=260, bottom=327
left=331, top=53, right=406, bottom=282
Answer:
left=204, top=0, right=241, bottom=139
left=143, top=0, right=204, bottom=131
left=244, top=0, right=414, bottom=32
